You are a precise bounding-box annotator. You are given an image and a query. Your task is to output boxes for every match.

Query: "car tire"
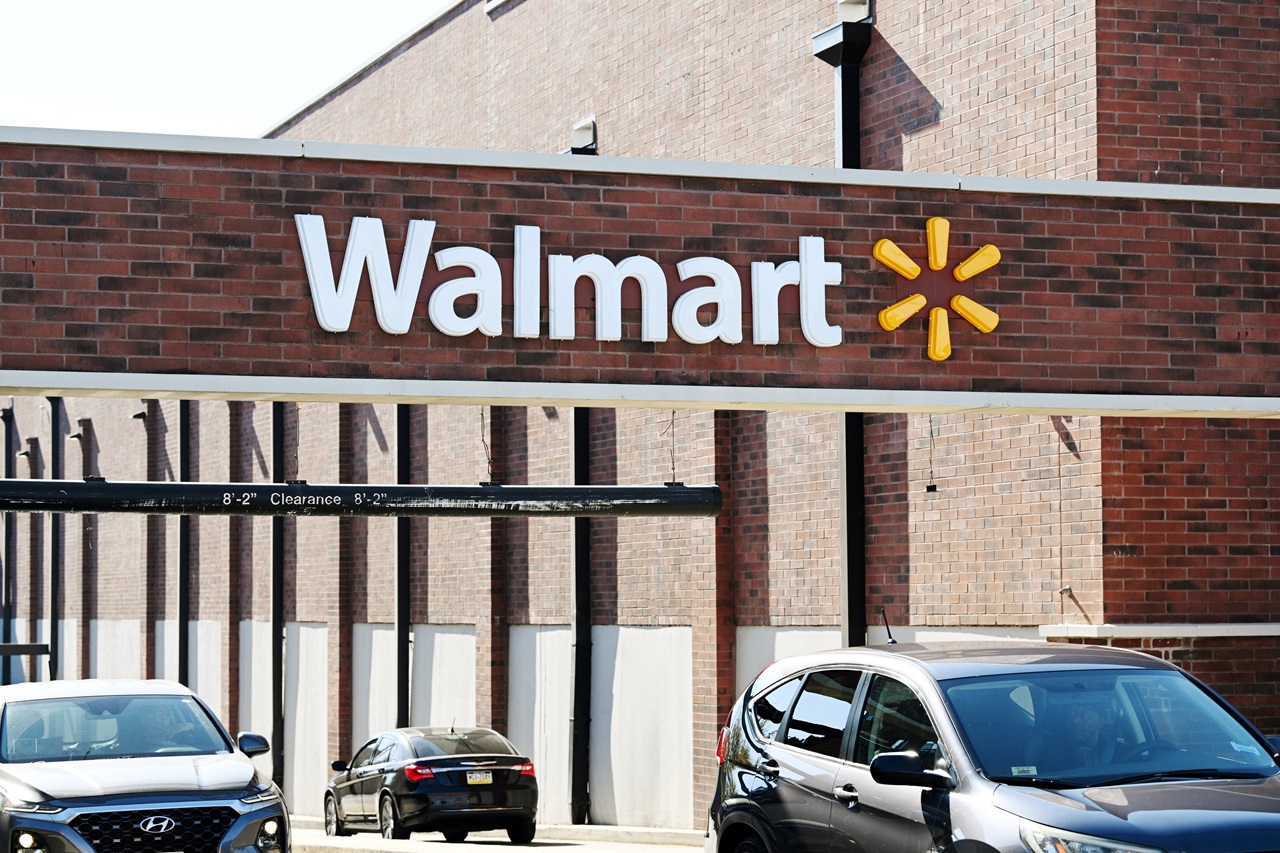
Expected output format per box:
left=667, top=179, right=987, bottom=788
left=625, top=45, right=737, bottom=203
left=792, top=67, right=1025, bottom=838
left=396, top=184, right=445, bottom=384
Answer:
left=324, top=795, right=352, bottom=837
left=732, top=836, right=766, bottom=853
left=443, top=830, right=469, bottom=843
left=507, top=818, right=536, bottom=844
left=379, top=794, right=411, bottom=840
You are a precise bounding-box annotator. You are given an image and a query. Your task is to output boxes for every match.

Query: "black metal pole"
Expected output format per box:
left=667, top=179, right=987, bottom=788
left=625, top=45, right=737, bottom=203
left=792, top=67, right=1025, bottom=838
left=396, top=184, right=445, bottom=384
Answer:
left=1, top=406, right=13, bottom=686
left=271, top=402, right=285, bottom=788
left=845, top=413, right=867, bottom=646
left=49, top=398, right=62, bottom=680
left=396, top=404, right=411, bottom=728
left=813, top=21, right=873, bottom=169
left=178, top=400, right=190, bottom=686
left=569, top=407, right=592, bottom=825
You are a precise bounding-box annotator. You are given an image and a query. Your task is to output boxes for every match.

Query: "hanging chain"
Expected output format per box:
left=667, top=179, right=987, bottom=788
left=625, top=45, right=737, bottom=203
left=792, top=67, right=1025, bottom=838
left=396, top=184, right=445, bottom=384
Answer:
left=659, top=409, right=678, bottom=483
left=480, top=408, right=495, bottom=484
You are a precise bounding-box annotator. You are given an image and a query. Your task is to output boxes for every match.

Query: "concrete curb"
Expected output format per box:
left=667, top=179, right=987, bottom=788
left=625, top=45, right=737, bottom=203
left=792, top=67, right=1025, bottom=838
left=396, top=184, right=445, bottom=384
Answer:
left=290, top=817, right=703, bottom=848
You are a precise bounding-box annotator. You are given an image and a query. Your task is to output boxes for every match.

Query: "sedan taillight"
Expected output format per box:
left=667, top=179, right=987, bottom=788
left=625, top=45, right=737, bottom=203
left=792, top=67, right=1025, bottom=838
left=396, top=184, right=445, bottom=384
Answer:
left=404, top=764, right=435, bottom=782
left=716, top=726, right=729, bottom=765
left=513, top=762, right=536, bottom=777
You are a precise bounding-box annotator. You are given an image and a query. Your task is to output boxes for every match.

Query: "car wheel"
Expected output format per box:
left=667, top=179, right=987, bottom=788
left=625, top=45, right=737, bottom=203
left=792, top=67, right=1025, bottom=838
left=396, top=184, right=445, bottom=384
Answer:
left=443, top=830, right=469, bottom=843
left=506, top=818, right=536, bottom=844
left=379, top=794, right=410, bottom=840
left=324, top=795, right=352, bottom=837
left=732, top=836, right=766, bottom=853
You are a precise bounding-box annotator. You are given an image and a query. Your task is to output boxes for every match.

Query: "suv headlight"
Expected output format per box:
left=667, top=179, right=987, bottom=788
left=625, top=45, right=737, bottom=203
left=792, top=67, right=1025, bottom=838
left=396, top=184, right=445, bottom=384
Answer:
left=1020, top=820, right=1167, bottom=853
left=2, top=802, right=62, bottom=815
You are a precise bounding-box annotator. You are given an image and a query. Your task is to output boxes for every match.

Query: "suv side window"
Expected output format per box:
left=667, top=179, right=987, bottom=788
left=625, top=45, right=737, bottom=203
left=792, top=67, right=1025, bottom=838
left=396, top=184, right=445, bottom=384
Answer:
left=854, top=674, right=940, bottom=766
left=751, top=676, right=804, bottom=742
left=781, top=669, right=862, bottom=758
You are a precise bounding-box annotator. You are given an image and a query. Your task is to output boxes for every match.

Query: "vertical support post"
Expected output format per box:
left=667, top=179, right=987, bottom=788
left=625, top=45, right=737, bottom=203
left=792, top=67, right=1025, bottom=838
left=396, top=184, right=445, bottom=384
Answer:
left=1, top=405, right=13, bottom=686
left=49, top=398, right=62, bottom=680
left=844, top=413, right=867, bottom=646
left=271, top=402, right=286, bottom=787
left=396, top=404, right=411, bottom=728
left=569, top=407, right=592, bottom=824
left=813, top=22, right=873, bottom=169
left=178, top=400, right=190, bottom=685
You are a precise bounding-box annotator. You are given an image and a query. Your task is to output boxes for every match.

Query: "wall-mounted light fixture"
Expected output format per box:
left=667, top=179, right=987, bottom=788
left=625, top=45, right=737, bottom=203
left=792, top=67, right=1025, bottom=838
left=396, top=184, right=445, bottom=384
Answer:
left=569, top=118, right=598, bottom=155
left=69, top=433, right=82, bottom=441
left=131, top=411, right=147, bottom=420
left=837, top=0, right=874, bottom=23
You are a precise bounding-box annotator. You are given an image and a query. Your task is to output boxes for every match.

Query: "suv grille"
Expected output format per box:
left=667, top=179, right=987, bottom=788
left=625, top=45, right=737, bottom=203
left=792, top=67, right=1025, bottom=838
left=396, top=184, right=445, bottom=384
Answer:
left=70, top=806, right=239, bottom=853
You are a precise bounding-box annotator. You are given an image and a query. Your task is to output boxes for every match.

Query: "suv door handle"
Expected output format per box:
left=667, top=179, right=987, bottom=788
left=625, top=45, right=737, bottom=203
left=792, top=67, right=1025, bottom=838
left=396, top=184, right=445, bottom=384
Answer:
left=834, top=784, right=858, bottom=807
left=759, top=759, right=780, bottom=778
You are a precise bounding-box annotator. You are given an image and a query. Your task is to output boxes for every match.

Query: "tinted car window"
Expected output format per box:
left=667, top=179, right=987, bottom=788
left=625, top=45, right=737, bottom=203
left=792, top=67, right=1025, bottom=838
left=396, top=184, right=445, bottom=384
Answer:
left=854, top=675, right=938, bottom=766
left=410, top=730, right=516, bottom=757
left=350, top=740, right=378, bottom=769
left=372, top=735, right=396, bottom=764
left=782, top=670, right=861, bottom=758
left=750, top=676, right=803, bottom=742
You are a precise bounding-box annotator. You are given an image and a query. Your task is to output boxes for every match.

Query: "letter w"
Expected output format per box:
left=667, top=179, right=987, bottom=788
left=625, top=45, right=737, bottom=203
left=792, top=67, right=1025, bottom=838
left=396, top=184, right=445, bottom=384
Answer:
left=295, top=214, right=436, bottom=334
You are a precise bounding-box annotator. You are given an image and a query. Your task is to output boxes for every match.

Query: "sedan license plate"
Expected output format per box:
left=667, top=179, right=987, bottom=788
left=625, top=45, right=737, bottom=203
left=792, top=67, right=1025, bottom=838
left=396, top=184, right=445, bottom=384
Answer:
left=466, top=770, right=493, bottom=785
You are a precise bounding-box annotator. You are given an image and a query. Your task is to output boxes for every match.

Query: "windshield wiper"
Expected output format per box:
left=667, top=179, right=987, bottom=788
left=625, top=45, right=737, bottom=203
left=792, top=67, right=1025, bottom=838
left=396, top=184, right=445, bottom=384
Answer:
left=986, top=774, right=1080, bottom=789
left=1100, top=768, right=1268, bottom=786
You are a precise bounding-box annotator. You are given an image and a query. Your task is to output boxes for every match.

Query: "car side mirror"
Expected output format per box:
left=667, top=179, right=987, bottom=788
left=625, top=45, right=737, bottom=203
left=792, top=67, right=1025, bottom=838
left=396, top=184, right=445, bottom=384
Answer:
left=869, top=750, right=953, bottom=790
left=332, top=759, right=349, bottom=772
left=237, top=732, right=271, bottom=757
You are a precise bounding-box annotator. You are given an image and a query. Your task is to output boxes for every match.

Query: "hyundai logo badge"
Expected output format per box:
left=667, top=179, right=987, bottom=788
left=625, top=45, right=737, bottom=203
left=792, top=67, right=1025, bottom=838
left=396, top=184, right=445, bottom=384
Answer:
left=139, top=816, right=177, bottom=834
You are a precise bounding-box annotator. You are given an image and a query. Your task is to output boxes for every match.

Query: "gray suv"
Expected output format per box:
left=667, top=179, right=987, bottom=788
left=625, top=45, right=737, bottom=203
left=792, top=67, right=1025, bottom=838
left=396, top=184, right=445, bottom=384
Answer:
left=0, top=679, right=287, bottom=853
left=708, top=642, right=1280, bottom=853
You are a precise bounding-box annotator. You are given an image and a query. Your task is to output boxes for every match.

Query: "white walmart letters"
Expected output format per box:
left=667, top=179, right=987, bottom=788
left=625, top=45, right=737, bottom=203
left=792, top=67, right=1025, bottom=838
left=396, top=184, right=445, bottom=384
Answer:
left=294, top=214, right=844, bottom=347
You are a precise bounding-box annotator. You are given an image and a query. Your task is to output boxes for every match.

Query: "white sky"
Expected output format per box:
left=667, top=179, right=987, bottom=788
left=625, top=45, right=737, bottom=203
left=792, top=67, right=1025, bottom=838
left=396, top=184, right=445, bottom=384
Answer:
left=0, top=1, right=451, bottom=139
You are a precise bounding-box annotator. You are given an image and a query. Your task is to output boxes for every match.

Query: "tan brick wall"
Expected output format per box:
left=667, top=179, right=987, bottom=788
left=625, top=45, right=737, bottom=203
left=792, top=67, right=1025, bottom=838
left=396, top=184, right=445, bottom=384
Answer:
left=907, top=413, right=1103, bottom=626
left=426, top=405, right=491, bottom=625
left=864, top=0, right=1097, bottom=178
left=274, top=0, right=838, bottom=167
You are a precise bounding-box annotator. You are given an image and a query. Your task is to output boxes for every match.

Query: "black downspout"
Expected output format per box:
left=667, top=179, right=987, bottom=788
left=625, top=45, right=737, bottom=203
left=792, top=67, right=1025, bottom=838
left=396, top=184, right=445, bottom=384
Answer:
left=813, top=22, right=874, bottom=169
left=49, top=398, right=62, bottom=680
left=178, top=400, right=190, bottom=685
left=844, top=414, right=867, bottom=646
left=395, top=404, right=411, bottom=728
left=271, top=402, right=285, bottom=787
left=1, top=406, right=13, bottom=685
left=569, top=408, right=591, bottom=825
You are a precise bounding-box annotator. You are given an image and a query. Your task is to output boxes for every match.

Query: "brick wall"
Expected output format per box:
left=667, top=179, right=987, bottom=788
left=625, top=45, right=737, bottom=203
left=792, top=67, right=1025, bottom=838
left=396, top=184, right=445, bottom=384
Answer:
left=908, top=413, right=1103, bottom=627
left=273, top=0, right=837, bottom=167
left=863, top=0, right=1097, bottom=178
left=1101, top=418, right=1280, bottom=623
left=1095, top=0, right=1280, bottom=187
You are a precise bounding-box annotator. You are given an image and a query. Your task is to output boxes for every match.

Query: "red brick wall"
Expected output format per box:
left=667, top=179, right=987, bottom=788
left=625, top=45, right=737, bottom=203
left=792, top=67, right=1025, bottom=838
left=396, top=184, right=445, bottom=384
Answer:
left=1101, top=418, right=1280, bottom=623
left=1096, top=0, right=1280, bottom=187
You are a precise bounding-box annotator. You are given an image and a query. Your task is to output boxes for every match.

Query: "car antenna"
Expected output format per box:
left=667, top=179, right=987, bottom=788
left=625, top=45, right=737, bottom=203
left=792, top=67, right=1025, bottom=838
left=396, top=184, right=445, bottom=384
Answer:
left=880, top=607, right=897, bottom=644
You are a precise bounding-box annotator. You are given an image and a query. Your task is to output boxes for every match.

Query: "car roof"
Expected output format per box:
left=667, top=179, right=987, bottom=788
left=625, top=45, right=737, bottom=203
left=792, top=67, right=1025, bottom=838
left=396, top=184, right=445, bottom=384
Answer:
left=0, top=678, right=194, bottom=707
left=391, top=726, right=504, bottom=739
left=752, top=641, right=1178, bottom=691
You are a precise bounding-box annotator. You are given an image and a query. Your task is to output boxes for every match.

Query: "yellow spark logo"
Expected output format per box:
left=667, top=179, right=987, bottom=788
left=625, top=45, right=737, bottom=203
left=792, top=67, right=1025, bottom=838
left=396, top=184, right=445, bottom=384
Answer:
left=874, top=217, right=1000, bottom=361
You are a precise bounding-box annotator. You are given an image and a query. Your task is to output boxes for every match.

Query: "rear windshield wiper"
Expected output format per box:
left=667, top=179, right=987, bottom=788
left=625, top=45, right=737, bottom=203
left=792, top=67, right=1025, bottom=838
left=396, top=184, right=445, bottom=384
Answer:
left=1099, top=769, right=1269, bottom=786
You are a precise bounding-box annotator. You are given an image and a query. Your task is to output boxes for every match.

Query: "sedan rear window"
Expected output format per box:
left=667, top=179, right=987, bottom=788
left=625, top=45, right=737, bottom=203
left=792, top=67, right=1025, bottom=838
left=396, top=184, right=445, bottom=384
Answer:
left=410, top=731, right=516, bottom=758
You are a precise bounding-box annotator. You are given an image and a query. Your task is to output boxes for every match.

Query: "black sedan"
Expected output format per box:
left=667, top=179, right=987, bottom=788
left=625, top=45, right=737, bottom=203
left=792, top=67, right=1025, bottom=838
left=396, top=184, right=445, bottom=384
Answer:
left=325, top=726, right=537, bottom=843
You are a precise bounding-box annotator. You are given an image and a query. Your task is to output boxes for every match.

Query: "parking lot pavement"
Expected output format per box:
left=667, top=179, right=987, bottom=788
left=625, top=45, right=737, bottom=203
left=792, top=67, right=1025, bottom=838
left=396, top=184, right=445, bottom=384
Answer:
left=289, top=818, right=703, bottom=853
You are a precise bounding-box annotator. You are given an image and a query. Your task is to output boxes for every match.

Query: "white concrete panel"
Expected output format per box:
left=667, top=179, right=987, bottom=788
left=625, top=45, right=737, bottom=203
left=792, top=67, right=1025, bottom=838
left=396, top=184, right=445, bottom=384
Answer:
left=589, top=626, right=693, bottom=829
left=239, top=620, right=275, bottom=778
left=507, top=625, right=572, bottom=826
left=89, top=620, right=142, bottom=679
left=410, top=625, right=475, bottom=728
left=352, top=624, right=398, bottom=745
left=56, top=619, right=78, bottom=680
left=284, top=622, right=329, bottom=819
left=735, top=627, right=843, bottom=696
left=154, top=619, right=180, bottom=680
left=189, top=620, right=225, bottom=718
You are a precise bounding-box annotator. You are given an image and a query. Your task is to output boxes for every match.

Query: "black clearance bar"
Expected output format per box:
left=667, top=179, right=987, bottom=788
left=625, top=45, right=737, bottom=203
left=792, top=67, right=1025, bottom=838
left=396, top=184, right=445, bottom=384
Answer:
left=0, top=479, right=721, bottom=518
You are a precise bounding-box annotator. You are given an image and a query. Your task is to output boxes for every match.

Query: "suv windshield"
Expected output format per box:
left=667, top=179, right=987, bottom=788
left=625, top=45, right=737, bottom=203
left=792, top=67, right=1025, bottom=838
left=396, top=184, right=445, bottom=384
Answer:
left=1, top=694, right=229, bottom=762
left=942, top=669, right=1277, bottom=786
